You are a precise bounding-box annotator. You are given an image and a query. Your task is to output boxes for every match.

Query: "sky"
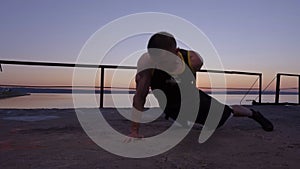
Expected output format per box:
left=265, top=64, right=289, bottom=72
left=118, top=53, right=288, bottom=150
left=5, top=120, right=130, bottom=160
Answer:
left=0, top=0, right=299, bottom=90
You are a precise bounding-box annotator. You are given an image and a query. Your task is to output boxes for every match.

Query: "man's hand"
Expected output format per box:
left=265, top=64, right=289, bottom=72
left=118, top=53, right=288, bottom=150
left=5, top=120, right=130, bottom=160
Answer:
left=123, top=131, right=144, bottom=143
left=123, top=121, right=144, bottom=143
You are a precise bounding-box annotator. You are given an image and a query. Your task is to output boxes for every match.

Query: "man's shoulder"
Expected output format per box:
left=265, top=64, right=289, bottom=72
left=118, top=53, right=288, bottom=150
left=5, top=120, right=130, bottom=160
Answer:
left=187, top=50, right=203, bottom=71
left=179, top=48, right=197, bottom=56
left=137, top=52, right=155, bottom=69
left=179, top=48, right=202, bottom=60
left=138, top=52, right=150, bottom=61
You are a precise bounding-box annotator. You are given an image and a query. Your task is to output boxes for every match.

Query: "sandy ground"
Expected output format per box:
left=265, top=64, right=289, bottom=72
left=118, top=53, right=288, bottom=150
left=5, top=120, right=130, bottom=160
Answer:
left=0, top=105, right=299, bottom=169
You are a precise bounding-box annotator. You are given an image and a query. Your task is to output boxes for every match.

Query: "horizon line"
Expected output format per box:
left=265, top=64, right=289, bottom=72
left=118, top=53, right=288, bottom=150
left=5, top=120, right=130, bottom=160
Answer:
left=0, top=84, right=298, bottom=91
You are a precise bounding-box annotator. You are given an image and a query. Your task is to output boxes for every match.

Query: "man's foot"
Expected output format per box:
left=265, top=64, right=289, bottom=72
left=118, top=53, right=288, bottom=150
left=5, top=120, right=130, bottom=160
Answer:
left=249, top=109, right=274, bottom=131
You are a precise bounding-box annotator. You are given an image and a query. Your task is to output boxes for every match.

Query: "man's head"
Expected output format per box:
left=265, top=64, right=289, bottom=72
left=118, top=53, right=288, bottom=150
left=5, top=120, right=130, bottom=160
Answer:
left=147, top=32, right=177, bottom=57
left=147, top=32, right=182, bottom=73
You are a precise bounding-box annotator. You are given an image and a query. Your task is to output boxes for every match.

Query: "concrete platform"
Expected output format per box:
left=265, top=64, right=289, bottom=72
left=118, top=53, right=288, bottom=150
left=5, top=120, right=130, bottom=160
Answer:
left=0, top=105, right=299, bottom=169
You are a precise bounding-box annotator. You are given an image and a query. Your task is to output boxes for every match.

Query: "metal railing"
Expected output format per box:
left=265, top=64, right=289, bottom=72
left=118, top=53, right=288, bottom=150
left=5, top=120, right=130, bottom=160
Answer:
left=0, top=59, right=263, bottom=107
left=275, top=73, right=300, bottom=104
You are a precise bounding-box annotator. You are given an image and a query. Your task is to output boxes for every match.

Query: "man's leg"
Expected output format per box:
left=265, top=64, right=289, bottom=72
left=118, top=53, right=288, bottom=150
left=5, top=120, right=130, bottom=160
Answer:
left=196, top=89, right=274, bottom=131
left=231, top=105, right=252, bottom=117
left=231, top=105, right=274, bottom=131
left=196, top=90, right=233, bottom=128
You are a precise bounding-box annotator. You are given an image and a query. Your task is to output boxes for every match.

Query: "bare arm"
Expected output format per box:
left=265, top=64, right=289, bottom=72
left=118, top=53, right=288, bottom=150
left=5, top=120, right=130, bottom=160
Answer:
left=128, top=54, right=153, bottom=138
left=189, top=50, right=203, bottom=71
left=133, top=70, right=152, bottom=111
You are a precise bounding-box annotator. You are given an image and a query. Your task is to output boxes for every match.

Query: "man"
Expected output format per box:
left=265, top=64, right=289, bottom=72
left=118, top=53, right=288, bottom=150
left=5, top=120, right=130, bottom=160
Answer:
left=127, top=32, right=273, bottom=139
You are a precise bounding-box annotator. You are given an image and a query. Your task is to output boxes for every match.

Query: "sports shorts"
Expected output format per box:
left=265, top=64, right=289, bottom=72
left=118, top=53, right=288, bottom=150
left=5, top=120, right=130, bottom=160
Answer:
left=162, top=89, right=233, bottom=128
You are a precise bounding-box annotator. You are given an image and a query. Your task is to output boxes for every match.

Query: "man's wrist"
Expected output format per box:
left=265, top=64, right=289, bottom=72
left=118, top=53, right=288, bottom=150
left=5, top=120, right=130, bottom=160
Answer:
left=130, top=122, right=139, bottom=133
left=131, top=107, right=143, bottom=123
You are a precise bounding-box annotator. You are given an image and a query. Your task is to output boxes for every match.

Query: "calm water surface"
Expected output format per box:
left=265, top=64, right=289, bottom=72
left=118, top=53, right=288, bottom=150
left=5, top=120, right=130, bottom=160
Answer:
left=0, top=93, right=297, bottom=109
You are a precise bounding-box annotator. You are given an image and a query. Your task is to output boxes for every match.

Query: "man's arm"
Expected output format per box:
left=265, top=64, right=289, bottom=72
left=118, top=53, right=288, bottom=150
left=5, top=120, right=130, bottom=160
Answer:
left=189, top=51, right=203, bottom=71
left=133, top=70, right=152, bottom=111
left=128, top=54, right=153, bottom=138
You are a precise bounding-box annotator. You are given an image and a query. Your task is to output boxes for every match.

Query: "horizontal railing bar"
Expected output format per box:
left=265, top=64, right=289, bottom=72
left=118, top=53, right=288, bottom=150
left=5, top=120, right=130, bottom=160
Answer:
left=199, top=69, right=261, bottom=76
left=0, top=59, right=261, bottom=75
left=0, top=60, right=137, bottom=69
left=278, top=73, right=300, bottom=77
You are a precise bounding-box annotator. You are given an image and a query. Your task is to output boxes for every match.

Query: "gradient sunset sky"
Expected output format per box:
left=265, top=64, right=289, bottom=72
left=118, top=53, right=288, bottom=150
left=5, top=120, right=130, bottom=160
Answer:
left=0, top=0, right=299, bottom=90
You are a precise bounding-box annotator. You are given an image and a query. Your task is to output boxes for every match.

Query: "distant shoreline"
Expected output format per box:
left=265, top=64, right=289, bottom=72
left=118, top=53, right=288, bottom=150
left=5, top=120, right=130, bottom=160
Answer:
left=0, top=90, right=30, bottom=99
left=0, top=86, right=298, bottom=95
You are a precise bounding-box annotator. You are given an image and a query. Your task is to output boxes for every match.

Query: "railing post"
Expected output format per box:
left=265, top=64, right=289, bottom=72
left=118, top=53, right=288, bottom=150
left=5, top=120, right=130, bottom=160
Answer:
left=298, top=75, right=300, bottom=105
left=100, top=67, right=105, bottom=108
left=259, top=74, right=262, bottom=103
left=275, top=74, right=281, bottom=104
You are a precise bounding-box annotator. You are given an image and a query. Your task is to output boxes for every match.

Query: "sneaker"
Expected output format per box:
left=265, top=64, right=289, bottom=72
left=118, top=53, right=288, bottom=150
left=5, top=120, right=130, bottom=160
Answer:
left=249, top=109, right=274, bottom=131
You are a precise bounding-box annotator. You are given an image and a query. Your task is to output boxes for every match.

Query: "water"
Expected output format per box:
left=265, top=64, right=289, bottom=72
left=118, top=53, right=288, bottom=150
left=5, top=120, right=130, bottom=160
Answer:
left=0, top=93, right=298, bottom=109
